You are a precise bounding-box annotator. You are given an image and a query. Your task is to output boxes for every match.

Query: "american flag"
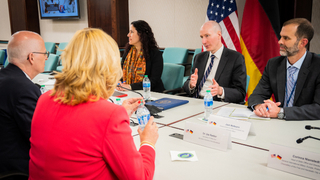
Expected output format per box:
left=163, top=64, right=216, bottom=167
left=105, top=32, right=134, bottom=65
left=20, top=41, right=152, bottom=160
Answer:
left=205, top=0, right=241, bottom=53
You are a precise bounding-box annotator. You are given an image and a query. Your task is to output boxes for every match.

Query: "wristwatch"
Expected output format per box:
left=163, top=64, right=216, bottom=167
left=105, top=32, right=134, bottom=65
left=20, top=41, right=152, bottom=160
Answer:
left=277, top=108, right=285, bottom=119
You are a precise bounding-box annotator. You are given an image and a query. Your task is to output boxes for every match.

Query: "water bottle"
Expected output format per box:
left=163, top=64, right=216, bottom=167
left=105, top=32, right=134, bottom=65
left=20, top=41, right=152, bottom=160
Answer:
left=40, top=85, right=47, bottom=94
left=115, top=98, right=122, bottom=105
left=143, top=75, right=151, bottom=100
left=204, top=90, right=213, bottom=121
left=136, top=100, right=150, bottom=130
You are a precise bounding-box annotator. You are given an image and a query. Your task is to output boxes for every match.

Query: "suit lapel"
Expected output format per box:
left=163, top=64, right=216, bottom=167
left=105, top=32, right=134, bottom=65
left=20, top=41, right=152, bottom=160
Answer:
left=215, top=47, right=228, bottom=81
left=277, top=57, right=286, bottom=104
left=294, top=51, right=311, bottom=105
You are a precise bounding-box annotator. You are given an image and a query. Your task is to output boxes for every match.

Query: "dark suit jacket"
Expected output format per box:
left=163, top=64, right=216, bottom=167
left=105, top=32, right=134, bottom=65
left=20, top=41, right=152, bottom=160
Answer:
left=248, top=51, right=320, bottom=120
left=0, top=63, right=41, bottom=174
left=121, top=48, right=165, bottom=92
left=183, top=47, right=246, bottom=103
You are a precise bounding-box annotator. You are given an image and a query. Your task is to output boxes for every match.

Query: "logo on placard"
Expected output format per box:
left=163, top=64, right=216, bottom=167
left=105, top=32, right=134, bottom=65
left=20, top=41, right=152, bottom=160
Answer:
left=185, top=129, right=193, bottom=134
left=271, top=154, right=282, bottom=160
left=209, top=121, right=217, bottom=125
left=178, top=153, right=194, bottom=159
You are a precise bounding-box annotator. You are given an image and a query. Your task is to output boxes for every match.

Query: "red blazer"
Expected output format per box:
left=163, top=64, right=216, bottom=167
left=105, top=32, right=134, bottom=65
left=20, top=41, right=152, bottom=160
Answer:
left=29, top=91, right=155, bottom=179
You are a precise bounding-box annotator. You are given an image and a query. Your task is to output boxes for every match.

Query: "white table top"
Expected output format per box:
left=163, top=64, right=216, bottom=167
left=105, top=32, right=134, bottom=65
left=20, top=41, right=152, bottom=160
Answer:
left=133, top=127, right=309, bottom=180
left=168, top=103, right=320, bottom=153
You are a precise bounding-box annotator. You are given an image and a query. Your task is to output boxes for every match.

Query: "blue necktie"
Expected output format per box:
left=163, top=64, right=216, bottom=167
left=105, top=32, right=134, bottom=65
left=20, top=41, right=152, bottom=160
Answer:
left=285, top=66, right=298, bottom=107
left=195, top=55, right=215, bottom=98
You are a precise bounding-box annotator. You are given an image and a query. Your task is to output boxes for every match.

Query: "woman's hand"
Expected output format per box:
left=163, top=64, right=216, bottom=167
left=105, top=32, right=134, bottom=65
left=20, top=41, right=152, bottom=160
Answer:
left=121, top=97, right=143, bottom=117
left=138, top=117, right=159, bottom=146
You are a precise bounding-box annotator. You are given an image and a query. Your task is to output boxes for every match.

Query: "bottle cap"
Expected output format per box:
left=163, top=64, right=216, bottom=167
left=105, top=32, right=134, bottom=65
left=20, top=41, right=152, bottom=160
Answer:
left=116, top=98, right=120, bottom=101
left=144, top=75, right=148, bottom=77
left=206, top=90, right=210, bottom=92
left=41, top=85, right=45, bottom=87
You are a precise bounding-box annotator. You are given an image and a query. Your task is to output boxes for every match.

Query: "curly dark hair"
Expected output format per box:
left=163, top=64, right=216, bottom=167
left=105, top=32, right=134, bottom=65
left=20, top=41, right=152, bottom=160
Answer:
left=124, top=20, right=159, bottom=61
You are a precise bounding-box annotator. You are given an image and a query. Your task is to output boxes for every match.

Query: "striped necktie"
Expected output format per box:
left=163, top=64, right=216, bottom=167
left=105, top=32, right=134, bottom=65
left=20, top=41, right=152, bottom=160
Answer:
left=285, top=66, right=298, bottom=107
left=195, top=55, right=215, bottom=98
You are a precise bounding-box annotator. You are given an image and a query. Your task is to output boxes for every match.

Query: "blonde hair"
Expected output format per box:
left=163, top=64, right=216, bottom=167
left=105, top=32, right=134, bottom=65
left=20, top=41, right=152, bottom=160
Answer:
left=51, top=28, right=122, bottom=105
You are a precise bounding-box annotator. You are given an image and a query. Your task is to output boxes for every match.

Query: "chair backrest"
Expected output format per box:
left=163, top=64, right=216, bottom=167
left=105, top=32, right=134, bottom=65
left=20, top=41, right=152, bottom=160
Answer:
left=246, top=75, right=250, bottom=93
left=55, top=42, right=68, bottom=56
left=162, top=47, right=188, bottom=64
left=0, top=50, right=5, bottom=65
left=4, top=57, right=9, bottom=67
left=45, top=42, right=56, bottom=54
left=44, top=54, right=59, bottom=72
left=161, top=63, right=185, bottom=90
left=190, top=48, right=202, bottom=74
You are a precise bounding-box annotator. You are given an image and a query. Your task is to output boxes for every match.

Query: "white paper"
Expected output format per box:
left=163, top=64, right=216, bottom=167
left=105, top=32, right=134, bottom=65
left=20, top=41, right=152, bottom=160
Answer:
left=43, top=79, right=56, bottom=85
left=216, top=107, right=235, bottom=117
left=217, top=107, right=270, bottom=120
left=170, top=151, right=198, bottom=161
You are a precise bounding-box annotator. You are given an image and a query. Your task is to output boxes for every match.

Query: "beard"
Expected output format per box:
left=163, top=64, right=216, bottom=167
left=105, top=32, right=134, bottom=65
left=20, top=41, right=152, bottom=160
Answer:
left=279, top=40, right=300, bottom=57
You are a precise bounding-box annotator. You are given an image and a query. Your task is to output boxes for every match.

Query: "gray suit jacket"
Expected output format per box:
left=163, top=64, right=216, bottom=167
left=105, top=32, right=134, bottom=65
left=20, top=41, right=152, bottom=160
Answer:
left=248, top=51, right=320, bottom=120
left=183, top=47, right=246, bottom=103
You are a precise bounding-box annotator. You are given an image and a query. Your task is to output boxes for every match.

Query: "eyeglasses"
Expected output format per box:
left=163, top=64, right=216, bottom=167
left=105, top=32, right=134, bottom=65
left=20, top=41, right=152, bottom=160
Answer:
left=27, top=51, right=50, bottom=60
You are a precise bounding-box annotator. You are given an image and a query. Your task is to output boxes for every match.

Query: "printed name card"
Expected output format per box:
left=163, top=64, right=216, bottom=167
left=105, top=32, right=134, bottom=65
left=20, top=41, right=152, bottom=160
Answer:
left=183, top=121, right=232, bottom=151
left=207, top=114, right=255, bottom=140
left=268, top=144, right=320, bottom=179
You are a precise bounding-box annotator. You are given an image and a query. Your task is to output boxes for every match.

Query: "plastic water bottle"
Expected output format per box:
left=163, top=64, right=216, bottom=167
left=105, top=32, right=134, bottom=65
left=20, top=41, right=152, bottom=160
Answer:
left=136, top=100, right=150, bottom=130
left=143, top=75, right=151, bottom=100
left=204, top=90, right=213, bottom=121
left=40, top=85, right=47, bottom=94
left=115, top=98, right=122, bottom=105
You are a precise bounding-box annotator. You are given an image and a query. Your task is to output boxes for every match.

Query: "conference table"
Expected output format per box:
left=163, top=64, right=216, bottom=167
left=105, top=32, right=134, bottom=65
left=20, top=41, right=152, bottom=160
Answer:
left=33, top=73, right=320, bottom=179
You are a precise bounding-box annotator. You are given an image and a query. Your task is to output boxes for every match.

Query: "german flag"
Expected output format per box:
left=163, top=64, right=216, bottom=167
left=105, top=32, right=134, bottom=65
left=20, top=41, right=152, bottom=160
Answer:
left=240, top=0, right=281, bottom=103
left=277, top=155, right=282, bottom=160
left=190, top=130, right=194, bottom=134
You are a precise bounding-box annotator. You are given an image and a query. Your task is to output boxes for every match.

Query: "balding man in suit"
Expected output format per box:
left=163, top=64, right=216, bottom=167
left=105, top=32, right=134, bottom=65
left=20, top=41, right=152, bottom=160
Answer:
left=0, top=31, right=48, bottom=175
left=183, top=21, right=246, bottom=103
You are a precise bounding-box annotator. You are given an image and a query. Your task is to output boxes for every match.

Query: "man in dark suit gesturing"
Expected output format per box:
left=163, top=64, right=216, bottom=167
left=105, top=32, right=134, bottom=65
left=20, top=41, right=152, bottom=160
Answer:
left=248, top=18, right=320, bottom=120
left=0, top=31, right=48, bottom=174
left=183, top=21, right=246, bottom=103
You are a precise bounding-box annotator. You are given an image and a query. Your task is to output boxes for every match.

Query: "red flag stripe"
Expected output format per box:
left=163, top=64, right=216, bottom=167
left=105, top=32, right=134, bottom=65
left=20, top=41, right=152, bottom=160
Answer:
left=223, top=16, right=242, bottom=53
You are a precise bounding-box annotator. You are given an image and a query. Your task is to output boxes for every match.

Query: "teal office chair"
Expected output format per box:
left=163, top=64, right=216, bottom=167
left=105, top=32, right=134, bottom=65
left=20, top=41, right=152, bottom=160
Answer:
left=182, top=48, right=202, bottom=86
left=45, top=42, right=56, bottom=54
left=55, top=42, right=68, bottom=56
left=43, top=54, right=59, bottom=73
left=0, top=50, right=5, bottom=65
left=246, top=75, right=250, bottom=93
left=56, top=42, right=68, bottom=70
left=56, top=65, right=63, bottom=72
left=162, top=47, right=188, bottom=65
left=4, top=57, right=9, bottom=68
left=161, top=63, right=185, bottom=94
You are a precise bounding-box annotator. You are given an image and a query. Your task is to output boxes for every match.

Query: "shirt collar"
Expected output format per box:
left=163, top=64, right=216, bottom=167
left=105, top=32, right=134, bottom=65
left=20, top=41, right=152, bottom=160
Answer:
left=286, top=51, right=307, bottom=70
left=23, top=71, right=31, bottom=80
left=209, top=45, right=224, bottom=59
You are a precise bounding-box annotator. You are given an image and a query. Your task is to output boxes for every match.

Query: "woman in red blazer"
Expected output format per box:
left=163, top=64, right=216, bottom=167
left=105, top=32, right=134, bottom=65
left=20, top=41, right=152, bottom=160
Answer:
left=29, top=28, right=159, bottom=179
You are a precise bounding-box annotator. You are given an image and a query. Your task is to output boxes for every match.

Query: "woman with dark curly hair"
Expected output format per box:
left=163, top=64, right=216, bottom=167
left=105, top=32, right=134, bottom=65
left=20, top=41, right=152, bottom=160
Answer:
left=117, top=20, right=165, bottom=92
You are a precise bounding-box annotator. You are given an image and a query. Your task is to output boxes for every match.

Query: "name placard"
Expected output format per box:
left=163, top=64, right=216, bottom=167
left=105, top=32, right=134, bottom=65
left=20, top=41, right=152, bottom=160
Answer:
left=268, top=144, right=320, bottom=179
left=183, top=121, right=232, bottom=151
left=207, top=114, right=254, bottom=140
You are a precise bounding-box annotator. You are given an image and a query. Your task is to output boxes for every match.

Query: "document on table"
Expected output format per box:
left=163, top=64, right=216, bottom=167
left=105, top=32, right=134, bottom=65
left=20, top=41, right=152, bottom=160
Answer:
left=217, top=107, right=270, bottom=120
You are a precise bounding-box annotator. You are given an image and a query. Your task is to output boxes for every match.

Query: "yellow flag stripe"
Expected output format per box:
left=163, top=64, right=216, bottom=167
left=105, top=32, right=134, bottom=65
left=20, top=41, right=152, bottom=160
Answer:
left=240, top=35, right=262, bottom=105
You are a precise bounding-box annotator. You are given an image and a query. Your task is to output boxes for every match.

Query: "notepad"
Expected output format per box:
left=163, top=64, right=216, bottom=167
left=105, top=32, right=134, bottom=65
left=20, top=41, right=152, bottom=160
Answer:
left=145, top=98, right=189, bottom=110
left=217, top=107, right=270, bottom=120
